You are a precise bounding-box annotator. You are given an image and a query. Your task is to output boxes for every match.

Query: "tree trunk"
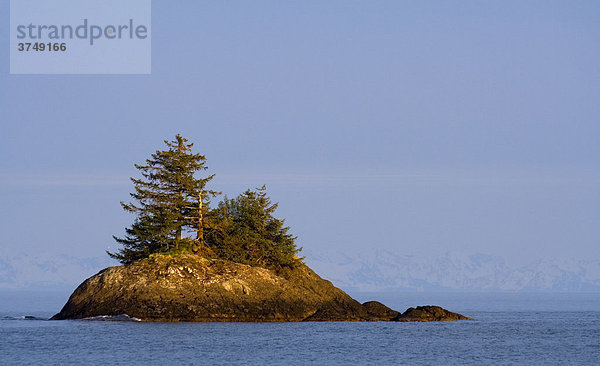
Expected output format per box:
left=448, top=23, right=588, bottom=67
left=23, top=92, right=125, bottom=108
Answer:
left=197, top=192, right=204, bottom=246
left=176, top=189, right=183, bottom=248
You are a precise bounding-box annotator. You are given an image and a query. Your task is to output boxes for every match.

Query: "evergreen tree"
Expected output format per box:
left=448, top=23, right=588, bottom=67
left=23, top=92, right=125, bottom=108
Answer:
left=207, top=186, right=302, bottom=268
left=108, top=135, right=217, bottom=264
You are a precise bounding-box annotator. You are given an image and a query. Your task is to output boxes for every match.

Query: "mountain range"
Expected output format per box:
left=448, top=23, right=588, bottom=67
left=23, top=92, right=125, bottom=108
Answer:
left=2, top=248, right=599, bottom=292
left=304, top=249, right=600, bottom=292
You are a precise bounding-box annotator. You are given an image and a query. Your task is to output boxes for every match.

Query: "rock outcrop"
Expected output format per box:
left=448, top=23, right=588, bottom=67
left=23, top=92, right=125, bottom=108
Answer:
left=51, top=254, right=471, bottom=322
left=362, top=301, right=400, bottom=321
left=52, top=254, right=373, bottom=321
left=394, top=305, right=472, bottom=322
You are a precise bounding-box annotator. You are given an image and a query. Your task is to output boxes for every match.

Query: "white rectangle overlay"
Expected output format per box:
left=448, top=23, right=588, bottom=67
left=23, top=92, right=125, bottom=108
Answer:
left=10, top=0, right=151, bottom=74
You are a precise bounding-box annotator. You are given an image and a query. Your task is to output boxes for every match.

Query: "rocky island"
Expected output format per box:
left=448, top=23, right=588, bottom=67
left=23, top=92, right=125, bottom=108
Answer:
left=52, top=136, right=471, bottom=322
left=51, top=254, right=470, bottom=322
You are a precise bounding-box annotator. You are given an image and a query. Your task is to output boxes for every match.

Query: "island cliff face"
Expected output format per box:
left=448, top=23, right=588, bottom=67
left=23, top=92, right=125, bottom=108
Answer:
left=51, top=254, right=470, bottom=322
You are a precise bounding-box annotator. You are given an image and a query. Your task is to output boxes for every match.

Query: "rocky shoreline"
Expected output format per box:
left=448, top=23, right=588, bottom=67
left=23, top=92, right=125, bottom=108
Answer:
left=51, top=254, right=471, bottom=322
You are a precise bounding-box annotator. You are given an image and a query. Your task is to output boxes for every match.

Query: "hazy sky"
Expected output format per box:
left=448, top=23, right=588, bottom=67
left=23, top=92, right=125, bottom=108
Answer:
left=1, top=1, right=599, bottom=286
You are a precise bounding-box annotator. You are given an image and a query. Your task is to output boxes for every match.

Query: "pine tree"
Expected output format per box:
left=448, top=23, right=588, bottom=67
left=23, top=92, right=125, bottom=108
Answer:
left=207, top=186, right=302, bottom=268
left=108, top=135, right=217, bottom=264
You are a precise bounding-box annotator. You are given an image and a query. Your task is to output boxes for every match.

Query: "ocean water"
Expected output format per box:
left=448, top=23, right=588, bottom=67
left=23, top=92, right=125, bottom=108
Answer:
left=1, top=292, right=599, bottom=365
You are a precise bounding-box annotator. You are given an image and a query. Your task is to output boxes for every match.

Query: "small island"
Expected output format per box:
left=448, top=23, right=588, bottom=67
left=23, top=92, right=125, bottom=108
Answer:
left=52, top=135, right=470, bottom=322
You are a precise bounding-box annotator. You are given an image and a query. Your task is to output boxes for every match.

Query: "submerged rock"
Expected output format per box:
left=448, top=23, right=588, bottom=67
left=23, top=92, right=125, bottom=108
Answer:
left=51, top=254, right=471, bottom=322
left=394, top=305, right=472, bottom=322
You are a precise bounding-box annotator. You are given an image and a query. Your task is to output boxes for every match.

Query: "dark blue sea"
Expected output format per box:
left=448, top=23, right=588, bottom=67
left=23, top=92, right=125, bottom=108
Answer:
left=1, top=291, right=599, bottom=365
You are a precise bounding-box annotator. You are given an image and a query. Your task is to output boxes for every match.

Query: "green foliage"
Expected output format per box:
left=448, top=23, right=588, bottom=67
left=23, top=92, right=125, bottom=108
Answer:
left=109, top=135, right=302, bottom=268
left=207, top=186, right=302, bottom=268
left=108, top=135, right=216, bottom=264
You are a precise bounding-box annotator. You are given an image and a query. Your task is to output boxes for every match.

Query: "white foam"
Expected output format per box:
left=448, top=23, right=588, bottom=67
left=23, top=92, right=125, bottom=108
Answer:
left=80, top=314, right=141, bottom=322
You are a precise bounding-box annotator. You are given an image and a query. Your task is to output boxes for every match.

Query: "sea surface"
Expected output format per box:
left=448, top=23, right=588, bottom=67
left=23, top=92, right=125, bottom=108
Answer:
left=1, top=291, right=599, bottom=365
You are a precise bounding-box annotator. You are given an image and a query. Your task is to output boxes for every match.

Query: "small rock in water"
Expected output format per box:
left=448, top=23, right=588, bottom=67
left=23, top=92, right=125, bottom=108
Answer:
left=393, top=305, right=472, bottom=322
left=362, top=301, right=400, bottom=321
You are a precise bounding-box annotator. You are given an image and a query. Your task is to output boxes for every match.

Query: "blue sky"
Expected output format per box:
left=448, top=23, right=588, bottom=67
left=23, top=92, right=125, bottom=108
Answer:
left=1, top=1, right=599, bottom=287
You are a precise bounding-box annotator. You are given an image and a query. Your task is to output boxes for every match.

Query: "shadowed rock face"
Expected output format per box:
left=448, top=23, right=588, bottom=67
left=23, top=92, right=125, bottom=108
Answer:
left=394, top=306, right=472, bottom=322
left=51, top=254, right=471, bottom=322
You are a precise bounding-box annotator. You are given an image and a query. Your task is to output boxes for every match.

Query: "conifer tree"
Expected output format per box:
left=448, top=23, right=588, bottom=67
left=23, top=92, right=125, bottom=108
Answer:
left=207, top=186, right=302, bottom=268
left=108, top=135, right=217, bottom=264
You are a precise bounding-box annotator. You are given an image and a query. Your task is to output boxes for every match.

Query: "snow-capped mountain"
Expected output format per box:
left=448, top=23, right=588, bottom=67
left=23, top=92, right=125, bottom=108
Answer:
left=2, top=247, right=599, bottom=292
left=0, top=251, right=113, bottom=289
left=304, top=248, right=600, bottom=292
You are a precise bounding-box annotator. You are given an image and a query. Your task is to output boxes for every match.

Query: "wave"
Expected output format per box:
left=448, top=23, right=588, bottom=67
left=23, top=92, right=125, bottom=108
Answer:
left=1, top=315, right=48, bottom=321
left=80, top=314, right=141, bottom=322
